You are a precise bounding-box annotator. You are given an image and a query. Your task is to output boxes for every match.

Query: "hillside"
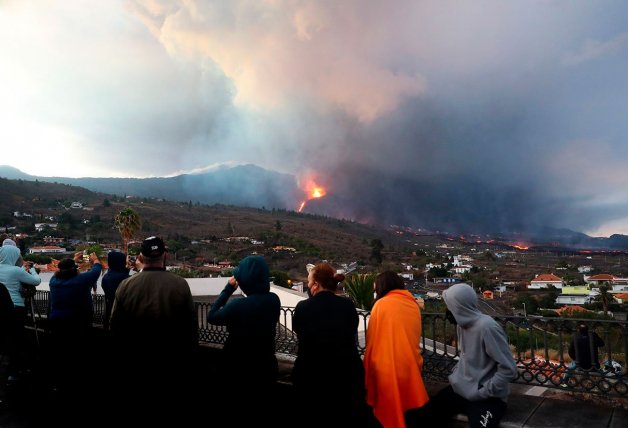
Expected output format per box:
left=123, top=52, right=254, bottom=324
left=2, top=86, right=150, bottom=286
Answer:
left=4, top=165, right=628, bottom=250
left=0, top=177, right=422, bottom=280
left=4, top=175, right=628, bottom=289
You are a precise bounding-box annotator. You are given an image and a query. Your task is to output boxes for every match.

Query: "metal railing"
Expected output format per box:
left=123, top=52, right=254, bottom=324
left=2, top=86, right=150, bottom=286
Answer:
left=29, top=291, right=628, bottom=397
left=195, top=301, right=628, bottom=397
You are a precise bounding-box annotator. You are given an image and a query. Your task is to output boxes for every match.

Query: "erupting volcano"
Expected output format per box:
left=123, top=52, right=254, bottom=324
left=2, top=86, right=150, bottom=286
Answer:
left=298, top=178, right=327, bottom=212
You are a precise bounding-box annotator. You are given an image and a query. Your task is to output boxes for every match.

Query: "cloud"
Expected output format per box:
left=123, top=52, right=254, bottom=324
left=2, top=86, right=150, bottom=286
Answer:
left=2, top=1, right=628, bottom=236
left=563, top=33, right=628, bottom=66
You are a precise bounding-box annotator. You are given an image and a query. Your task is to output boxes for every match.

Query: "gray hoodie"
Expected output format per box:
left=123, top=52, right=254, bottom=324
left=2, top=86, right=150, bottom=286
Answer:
left=442, top=283, right=518, bottom=402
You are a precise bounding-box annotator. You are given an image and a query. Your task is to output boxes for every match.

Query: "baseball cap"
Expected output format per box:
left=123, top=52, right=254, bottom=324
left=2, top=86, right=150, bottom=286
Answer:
left=140, top=236, right=166, bottom=258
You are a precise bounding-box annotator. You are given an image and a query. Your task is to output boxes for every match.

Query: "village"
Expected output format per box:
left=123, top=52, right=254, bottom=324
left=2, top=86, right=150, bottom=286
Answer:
left=6, top=197, right=628, bottom=322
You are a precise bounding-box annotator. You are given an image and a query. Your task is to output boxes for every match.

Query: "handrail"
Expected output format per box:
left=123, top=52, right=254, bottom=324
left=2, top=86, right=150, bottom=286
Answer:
left=27, top=290, right=628, bottom=397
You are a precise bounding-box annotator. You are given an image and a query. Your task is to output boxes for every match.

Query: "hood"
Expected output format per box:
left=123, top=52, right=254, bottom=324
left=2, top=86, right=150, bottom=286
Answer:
left=442, top=283, right=482, bottom=328
left=0, top=245, right=21, bottom=266
left=107, top=251, right=128, bottom=272
left=233, top=255, right=270, bottom=295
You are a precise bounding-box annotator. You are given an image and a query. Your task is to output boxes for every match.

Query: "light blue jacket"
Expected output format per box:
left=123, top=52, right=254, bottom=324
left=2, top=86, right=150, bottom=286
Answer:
left=0, top=245, right=41, bottom=307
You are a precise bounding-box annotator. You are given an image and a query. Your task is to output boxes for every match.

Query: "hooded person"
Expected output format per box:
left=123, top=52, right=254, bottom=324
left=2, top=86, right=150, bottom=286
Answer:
left=0, top=245, right=40, bottom=308
left=2, top=239, right=23, bottom=266
left=206, top=255, right=281, bottom=425
left=407, top=283, right=517, bottom=428
left=0, top=244, right=40, bottom=382
left=101, top=251, right=130, bottom=330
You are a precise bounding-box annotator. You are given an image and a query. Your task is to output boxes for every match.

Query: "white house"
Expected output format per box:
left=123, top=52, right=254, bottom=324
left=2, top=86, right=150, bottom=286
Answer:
left=583, top=274, right=628, bottom=293
left=70, top=202, right=83, bottom=209
left=452, top=255, right=473, bottom=267
left=584, top=274, right=615, bottom=286
left=451, top=265, right=472, bottom=274
left=578, top=266, right=593, bottom=273
left=529, top=273, right=563, bottom=289
left=555, top=286, right=597, bottom=305
left=35, top=223, right=58, bottom=232
left=29, top=246, right=65, bottom=254
left=555, top=294, right=593, bottom=305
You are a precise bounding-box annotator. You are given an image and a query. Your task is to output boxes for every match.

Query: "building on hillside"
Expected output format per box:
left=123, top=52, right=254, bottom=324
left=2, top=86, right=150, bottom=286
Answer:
left=29, top=246, right=65, bottom=254
left=451, top=265, right=472, bottom=274
left=70, top=202, right=83, bottom=209
left=578, top=265, right=593, bottom=273
left=584, top=273, right=615, bottom=287
left=432, top=277, right=463, bottom=285
left=555, top=286, right=596, bottom=306
left=452, top=255, right=473, bottom=267
left=272, top=246, right=296, bottom=252
left=583, top=274, right=628, bottom=293
left=528, top=273, right=563, bottom=289
left=35, top=223, right=58, bottom=232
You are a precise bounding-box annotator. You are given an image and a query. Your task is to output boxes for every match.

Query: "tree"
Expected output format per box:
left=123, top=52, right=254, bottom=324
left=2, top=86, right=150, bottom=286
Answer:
left=114, top=207, right=142, bottom=254
left=270, top=270, right=290, bottom=288
left=370, top=239, right=384, bottom=265
left=275, top=220, right=282, bottom=231
left=596, top=283, right=613, bottom=316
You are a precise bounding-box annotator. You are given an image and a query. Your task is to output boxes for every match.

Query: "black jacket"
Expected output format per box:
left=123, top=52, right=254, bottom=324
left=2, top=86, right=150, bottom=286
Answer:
left=569, top=330, right=605, bottom=369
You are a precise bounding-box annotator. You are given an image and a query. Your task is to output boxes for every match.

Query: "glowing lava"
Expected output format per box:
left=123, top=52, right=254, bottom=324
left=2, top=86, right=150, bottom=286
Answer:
left=298, top=179, right=327, bottom=212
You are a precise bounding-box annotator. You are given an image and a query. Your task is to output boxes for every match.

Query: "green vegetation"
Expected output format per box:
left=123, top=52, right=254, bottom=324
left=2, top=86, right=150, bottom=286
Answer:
left=344, top=273, right=376, bottom=310
left=114, top=207, right=142, bottom=254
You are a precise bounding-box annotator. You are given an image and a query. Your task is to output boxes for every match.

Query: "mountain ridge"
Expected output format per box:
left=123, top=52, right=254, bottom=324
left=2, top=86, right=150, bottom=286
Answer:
left=2, top=164, right=628, bottom=250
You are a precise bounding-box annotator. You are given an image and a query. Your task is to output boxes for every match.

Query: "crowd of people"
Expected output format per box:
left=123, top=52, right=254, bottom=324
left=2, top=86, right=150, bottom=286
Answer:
left=0, top=233, right=531, bottom=427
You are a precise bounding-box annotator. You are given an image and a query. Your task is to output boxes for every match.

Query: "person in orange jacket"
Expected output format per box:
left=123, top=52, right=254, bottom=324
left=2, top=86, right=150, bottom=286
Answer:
left=364, top=271, right=429, bottom=427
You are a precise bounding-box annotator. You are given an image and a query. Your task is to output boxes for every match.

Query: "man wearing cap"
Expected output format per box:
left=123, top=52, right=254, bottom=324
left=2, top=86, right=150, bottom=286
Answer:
left=109, top=236, right=197, bottom=422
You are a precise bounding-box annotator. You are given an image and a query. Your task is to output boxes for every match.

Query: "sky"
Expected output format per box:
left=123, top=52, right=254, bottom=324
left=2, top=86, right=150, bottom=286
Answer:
left=1, top=1, right=628, bottom=236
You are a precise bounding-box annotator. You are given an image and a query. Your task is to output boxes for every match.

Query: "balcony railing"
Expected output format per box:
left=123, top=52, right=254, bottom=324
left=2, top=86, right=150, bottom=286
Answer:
left=27, top=291, right=628, bottom=397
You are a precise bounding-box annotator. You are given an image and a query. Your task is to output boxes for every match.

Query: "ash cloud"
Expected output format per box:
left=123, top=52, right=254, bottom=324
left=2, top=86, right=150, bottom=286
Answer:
left=3, top=1, right=628, bottom=235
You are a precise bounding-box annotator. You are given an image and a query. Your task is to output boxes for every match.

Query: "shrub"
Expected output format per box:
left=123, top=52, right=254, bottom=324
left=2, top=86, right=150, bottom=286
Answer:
left=344, top=273, right=376, bottom=310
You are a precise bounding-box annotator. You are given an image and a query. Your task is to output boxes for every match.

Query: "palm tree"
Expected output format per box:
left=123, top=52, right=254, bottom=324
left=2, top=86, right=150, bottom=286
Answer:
left=343, top=273, right=377, bottom=310
left=114, top=207, right=141, bottom=254
left=596, top=282, right=612, bottom=316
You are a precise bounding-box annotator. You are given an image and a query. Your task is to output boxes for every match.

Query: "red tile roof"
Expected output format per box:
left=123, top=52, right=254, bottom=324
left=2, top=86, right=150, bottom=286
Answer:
left=531, top=273, right=562, bottom=282
left=588, top=274, right=615, bottom=281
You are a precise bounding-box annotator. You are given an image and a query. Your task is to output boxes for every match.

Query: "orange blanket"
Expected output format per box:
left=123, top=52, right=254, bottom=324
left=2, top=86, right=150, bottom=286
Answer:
left=364, top=289, right=429, bottom=427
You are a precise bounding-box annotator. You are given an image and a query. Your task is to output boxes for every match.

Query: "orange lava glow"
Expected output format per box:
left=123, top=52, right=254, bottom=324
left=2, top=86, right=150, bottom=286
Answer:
left=297, top=177, right=327, bottom=212
left=512, top=244, right=529, bottom=250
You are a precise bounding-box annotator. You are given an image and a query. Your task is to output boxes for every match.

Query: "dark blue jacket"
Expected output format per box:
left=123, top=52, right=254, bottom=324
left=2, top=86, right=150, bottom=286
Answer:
left=49, top=263, right=102, bottom=322
left=207, top=256, right=280, bottom=383
left=102, top=251, right=129, bottom=300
